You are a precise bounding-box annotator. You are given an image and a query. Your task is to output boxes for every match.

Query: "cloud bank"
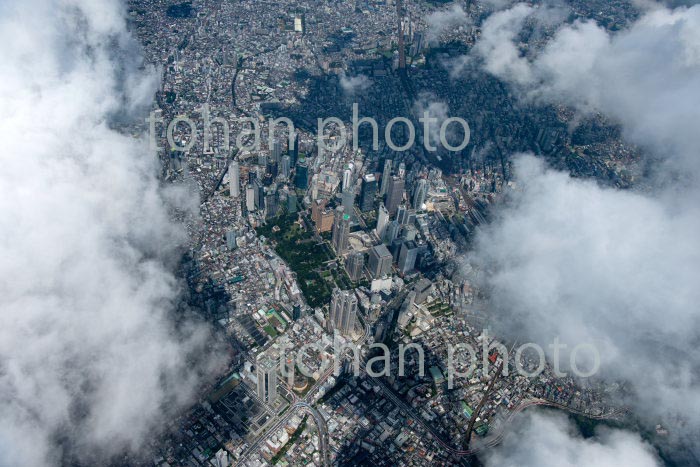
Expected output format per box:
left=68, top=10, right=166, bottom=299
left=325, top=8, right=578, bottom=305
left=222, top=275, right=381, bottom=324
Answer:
left=484, top=410, right=660, bottom=467
left=467, top=1, right=700, bottom=461
left=0, top=1, right=220, bottom=465
left=473, top=2, right=700, bottom=174
left=473, top=155, right=700, bottom=419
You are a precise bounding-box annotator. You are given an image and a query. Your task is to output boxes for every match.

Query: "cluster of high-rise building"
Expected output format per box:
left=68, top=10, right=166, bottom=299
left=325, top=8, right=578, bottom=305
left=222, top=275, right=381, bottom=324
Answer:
left=125, top=0, right=630, bottom=464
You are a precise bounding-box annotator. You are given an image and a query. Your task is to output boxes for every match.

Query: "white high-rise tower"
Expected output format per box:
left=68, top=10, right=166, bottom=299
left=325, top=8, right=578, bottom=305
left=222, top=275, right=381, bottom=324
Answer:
left=229, top=160, right=240, bottom=198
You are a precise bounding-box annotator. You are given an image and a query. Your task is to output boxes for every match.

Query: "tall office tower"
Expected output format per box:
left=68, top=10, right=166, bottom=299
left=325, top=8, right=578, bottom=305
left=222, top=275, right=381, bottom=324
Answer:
left=398, top=162, right=406, bottom=179
left=342, top=167, right=353, bottom=192
left=413, top=278, right=433, bottom=304
left=346, top=252, right=365, bottom=282
left=332, top=206, right=351, bottom=254
left=253, top=180, right=265, bottom=210
left=258, top=153, right=268, bottom=168
left=311, top=199, right=326, bottom=228
left=396, top=0, right=406, bottom=70
left=385, top=175, right=405, bottom=216
left=271, top=140, right=282, bottom=163
left=397, top=205, right=416, bottom=226
left=375, top=202, right=390, bottom=239
left=368, top=244, right=393, bottom=278
left=248, top=171, right=257, bottom=185
left=256, top=351, right=278, bottom=405
left=341, top=189, right=355, bottom=214
left=385, top=220, right=401, bottom=244
left=291, top=133, right=299, bottom=166
left=380, top=159, right=392, bottom=196
left=246, top=184, right=255, bottom=212
left=266, top=161, right=278, bottom=178
left=226, top=229, right=237, bottom=250
left=328, top=288, right=358, bottom=336
left=280, top=155, right=291, bottom=179
left=295, top=159, right=309, bottom=189
left=265, top=193, right=277, bottom=219
left=398, top=240, right=419, bottom=274
left=402, top=225, right=417, bottom=242
left=359, top=173, right=377, bottom=212
left=287, top=191, right=298, bottom=213
left=396, top=205, right=408, bottom=225
left=413, top=178, right=428, bottom=210
left=229, top=160, right=240, bottom=198
left=390, top=237, right=404, bottom=263
left=294, top=14, right=305, bottom=33
left=292, top=305, right=302, bottom=321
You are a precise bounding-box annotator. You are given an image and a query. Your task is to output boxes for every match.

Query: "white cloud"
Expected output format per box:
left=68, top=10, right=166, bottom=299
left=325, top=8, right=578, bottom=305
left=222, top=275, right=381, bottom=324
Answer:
left=485, top=410, right=660, bottom=467
left=467, top=3, right=700, bottom=460
left=472, top=155, right=700, bottom=425
left=413, top=93, right=451, bottom=148
left=340, top=73, right=372, bottom=95
left=0, top=1, right=222, bottom=465
left=425, top=3, right=472, bottom=45
left=473, top=3, right=537, bottom=85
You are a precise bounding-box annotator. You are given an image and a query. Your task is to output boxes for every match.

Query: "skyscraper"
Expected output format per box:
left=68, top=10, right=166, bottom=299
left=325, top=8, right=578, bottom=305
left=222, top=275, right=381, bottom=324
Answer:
left=287, top=191, right=298, bottom=213
left=413, top=178, right=428, bottom=210
left=253, top=179, right=265, bottom=210
left=280, top=155, right=291, bottom=179
left=368, top=244, right=393, bottom=278
left=341, top=189, right=355, bottom=215
left=290, top=133, right=299, bottom=166
left=342, top=167, right=353, bottom=193
left=246, top=184, right=255, bottom=212
left=402, top=225, right=417, bottom=242
left=359, top=173, right=377, bottom=212
left=266, top=160, right=278, bottom=178
left=375, top=202, right=389, bottom=239
left=295, top=159, right=308, bottom=190
left=332, top=206, right=351, bottom=254
left=380, top=159, right=392, bottom=196
left=385, top=175, right=405, bottom=216
left=390, top=238, right=404, bottom=263
left=226, top=229, right=237, bottom=250
left=271, top=139, right=282, bottom=163
left=229, top=160, right=240, bottom=198
left=311, top=199, right=334, bottom=233
left=385, top=220, right=401, bottom=244
left=256, top=351, right=278, bottom=405
left=328, top=288, right=358, bottom=336
left=292, top=305, right=302, bottom=321
left=346, top=252, right=365, bottom=282
left=396, top=205, right=408, bottom=225
left=397, top=205, right=416, bottom=226
left=396, top=0, right=406, bottom=70
left=264, top=192, right=277, bottom=219
left=398, top=240, right=419, bottom=274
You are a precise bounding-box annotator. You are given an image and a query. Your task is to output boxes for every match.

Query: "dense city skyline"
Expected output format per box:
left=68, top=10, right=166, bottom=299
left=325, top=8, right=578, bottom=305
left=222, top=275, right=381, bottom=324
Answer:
left=1, top=0, right=699, bottom=466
